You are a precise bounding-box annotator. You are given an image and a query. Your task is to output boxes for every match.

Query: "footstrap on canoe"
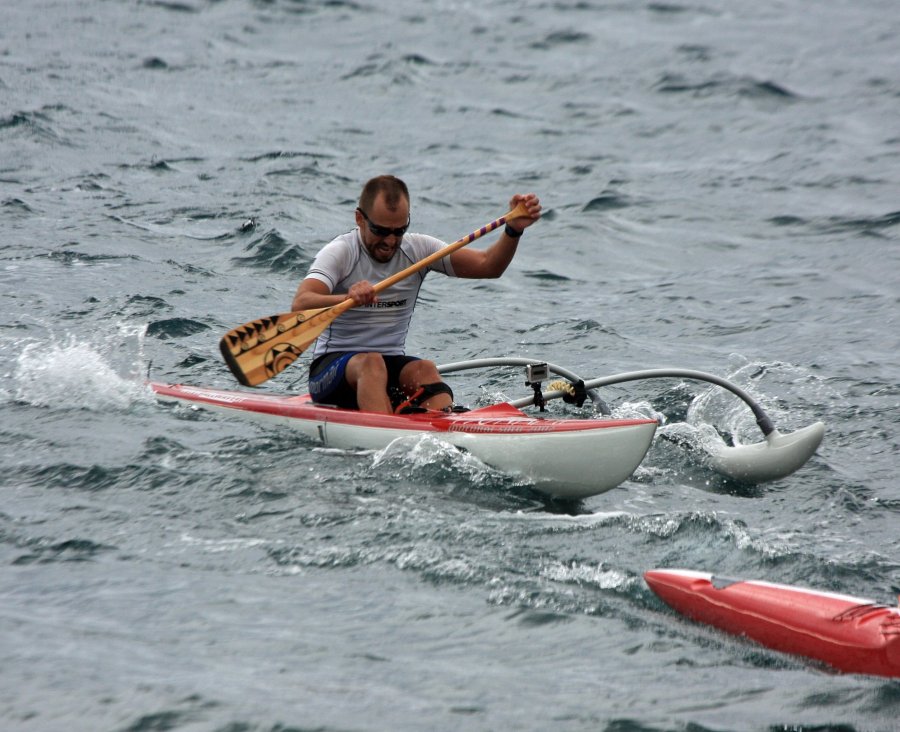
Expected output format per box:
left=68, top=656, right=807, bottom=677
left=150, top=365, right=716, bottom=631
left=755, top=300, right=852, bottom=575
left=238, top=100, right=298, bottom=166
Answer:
left=394, top=382, right=454, bottom=414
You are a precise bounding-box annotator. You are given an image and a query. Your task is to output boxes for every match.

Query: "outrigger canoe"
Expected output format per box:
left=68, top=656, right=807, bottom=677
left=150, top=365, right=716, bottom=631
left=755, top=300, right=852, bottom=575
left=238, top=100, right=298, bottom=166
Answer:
left=645, top=569, right=900, bottom=678
left=149, top=381, right=658, bottom=499
left=202, top=210, right=824, bottom=498
left=150, top=357, right=825, bottom=499
left=200, top=208, right=824, bottom=497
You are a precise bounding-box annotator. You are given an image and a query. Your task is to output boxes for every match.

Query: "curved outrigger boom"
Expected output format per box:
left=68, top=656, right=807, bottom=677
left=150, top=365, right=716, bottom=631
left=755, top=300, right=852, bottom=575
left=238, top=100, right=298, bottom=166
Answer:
left=438, top=358, right=825, bottom=484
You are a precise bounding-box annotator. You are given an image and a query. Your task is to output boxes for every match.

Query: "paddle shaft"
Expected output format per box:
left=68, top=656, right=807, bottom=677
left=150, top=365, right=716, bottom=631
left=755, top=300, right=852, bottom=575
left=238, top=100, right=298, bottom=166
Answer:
left=371, top=201, right=529, bottom=293
left=220, top=202, right=531, bottom=386
left=300, top=201, right=529, bottom=323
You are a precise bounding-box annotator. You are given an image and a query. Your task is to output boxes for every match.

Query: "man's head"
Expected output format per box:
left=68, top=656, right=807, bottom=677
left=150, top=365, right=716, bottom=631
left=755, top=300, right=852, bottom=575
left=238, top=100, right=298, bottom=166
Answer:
left=356, top=175, right=410, bottom=263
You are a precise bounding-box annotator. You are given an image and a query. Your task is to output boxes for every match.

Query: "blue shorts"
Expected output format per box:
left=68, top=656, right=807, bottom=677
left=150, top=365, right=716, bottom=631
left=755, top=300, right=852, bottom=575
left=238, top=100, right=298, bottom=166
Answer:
left=308, top=352, right=420, bottom=410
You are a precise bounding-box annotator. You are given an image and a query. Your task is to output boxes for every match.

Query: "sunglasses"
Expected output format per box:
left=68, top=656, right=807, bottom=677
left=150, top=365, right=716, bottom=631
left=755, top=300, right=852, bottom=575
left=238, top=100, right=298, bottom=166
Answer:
left=357, top=207, right=410, bottom=238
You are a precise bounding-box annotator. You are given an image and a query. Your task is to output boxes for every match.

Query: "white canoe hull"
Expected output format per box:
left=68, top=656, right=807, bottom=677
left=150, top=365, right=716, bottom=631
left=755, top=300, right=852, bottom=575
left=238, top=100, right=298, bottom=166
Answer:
left=150, top=383, right=658, bottom=499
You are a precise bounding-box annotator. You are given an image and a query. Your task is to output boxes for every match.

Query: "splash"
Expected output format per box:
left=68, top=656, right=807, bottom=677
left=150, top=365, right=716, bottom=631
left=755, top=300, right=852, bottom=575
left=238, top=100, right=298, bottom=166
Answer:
left=372, top=433, right=513, bottom=487
left=540, top=560, right=632, bottom=591
left=687, top=356, right=821, bottom=444
left=10, top=325, right=153, bottom=411
left=611, top=397, right=734, bottom=460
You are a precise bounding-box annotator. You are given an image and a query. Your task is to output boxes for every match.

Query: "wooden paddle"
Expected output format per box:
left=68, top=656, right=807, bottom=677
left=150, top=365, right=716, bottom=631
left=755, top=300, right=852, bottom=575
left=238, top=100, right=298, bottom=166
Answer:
left=219, top=202, right=530, bottom=386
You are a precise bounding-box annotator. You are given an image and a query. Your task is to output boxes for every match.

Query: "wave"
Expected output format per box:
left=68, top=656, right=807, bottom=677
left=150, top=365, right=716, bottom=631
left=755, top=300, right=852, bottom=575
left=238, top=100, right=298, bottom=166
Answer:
left=522, top=268, right=572, bottom=283
left=768, top=210, right=900, bottom=237
left=0, top=107, right=71, bottom=143
left=655, top=72, right=799, bottom=101
left=9, top=535, right=116, bottom=565
left=583, top=192, right=634, bottom=212
left=139, top=1, right=199, bottom=13
left=340, top=53, right=441, bottom=83
left=241, top=150, right=333, bottom=164
left=529, top=30, right=593, bottom=51
left=146, top=317, right=210, bottom=340
left=45, top=249, right=140, bottom=266
left=231, top=228, right=313, bottom=274
left=2, top=197, right=34, bottom=215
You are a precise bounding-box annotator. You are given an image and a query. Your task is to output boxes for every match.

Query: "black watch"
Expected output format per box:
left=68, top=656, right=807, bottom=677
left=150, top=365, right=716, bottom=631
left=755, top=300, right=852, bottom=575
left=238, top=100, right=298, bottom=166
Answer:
left=504, top=223, right=523, bottom=238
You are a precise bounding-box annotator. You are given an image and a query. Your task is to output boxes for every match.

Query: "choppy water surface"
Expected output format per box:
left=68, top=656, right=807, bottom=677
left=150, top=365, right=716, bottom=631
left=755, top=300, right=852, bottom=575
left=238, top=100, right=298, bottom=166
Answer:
left=2, top=1, right=899, bottom=730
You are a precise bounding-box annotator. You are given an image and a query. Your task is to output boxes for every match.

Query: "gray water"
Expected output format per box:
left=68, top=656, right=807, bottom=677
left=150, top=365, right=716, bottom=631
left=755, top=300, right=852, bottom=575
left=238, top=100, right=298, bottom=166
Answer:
left=2, top=1, right=899, bottom=730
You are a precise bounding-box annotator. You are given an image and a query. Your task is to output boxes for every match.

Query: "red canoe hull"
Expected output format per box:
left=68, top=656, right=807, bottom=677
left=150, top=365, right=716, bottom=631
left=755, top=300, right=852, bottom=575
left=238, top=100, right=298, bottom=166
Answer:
left=644, top=569, right=900, bottom=678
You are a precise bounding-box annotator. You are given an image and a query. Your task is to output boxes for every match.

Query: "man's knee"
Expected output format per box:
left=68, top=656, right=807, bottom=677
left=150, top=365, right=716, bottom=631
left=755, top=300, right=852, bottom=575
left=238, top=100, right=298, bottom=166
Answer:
left=401, top=358, right=440, bottom=385
left=357, top=352, right=388, bottom=369
left=348, top=352, right=388, bottom=384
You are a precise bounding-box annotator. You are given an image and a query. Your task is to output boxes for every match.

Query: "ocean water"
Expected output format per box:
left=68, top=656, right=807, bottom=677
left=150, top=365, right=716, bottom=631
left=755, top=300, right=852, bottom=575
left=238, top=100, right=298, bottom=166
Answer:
left=2, top=1, right=899, bottom=730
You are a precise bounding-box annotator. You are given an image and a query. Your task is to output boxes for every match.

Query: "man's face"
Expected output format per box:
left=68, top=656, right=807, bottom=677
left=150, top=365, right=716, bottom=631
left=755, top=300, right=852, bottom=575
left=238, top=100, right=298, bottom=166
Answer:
left=357, top=194, right=410, bottom=263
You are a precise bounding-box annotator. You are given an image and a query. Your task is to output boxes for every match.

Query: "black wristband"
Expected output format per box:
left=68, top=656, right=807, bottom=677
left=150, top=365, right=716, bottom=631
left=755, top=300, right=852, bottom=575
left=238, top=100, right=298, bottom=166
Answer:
left=504, top=223, right=523, bottom=238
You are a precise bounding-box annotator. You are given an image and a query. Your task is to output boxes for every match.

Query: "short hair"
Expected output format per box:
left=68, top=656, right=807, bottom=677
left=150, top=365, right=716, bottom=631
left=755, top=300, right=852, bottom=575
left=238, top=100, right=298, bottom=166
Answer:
left=358, top=175, right=409, bottom=213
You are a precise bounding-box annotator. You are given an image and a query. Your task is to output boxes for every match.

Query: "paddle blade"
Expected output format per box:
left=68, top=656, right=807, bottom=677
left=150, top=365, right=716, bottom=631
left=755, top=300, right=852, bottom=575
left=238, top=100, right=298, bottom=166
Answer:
left=219, top=307, right=334, bottom=386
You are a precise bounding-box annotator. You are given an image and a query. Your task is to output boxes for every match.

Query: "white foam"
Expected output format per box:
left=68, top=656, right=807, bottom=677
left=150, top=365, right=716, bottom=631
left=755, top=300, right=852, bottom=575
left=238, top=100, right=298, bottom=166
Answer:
left=11, top=325, right=153, bottom=411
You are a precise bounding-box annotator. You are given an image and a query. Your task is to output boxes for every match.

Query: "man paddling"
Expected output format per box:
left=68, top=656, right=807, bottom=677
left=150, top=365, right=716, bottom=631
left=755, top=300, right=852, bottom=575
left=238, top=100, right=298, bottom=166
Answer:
left=291, top=175, right=541, bottom=414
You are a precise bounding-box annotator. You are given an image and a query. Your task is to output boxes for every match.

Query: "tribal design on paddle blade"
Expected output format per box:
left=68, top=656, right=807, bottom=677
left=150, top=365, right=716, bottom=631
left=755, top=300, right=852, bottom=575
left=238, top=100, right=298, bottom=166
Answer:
left=220, top=312, right=301, bottom=386
left=263, top=342, right=303, bottom=379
